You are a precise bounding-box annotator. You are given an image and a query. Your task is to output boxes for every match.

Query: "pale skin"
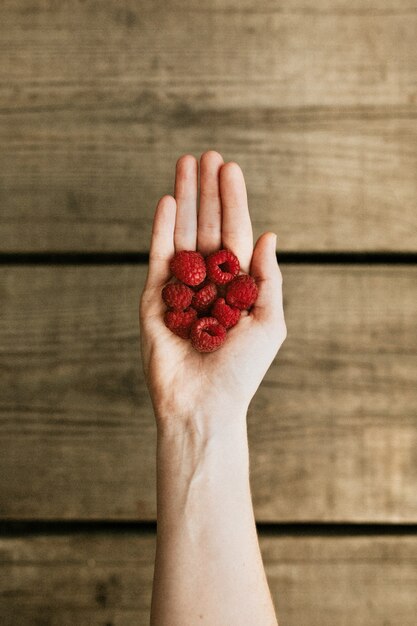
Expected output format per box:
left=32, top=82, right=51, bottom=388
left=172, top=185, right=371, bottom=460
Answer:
left=139, top=150, right=286, bottom=626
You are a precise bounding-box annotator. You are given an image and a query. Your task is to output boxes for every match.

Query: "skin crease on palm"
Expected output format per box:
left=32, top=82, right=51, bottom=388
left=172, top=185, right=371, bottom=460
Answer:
left=139, top=150, right=287, bottom=430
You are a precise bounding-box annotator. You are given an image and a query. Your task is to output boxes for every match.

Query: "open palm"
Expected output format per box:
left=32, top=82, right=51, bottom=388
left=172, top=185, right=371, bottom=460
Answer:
left=139, top=151, right=286, bottom=425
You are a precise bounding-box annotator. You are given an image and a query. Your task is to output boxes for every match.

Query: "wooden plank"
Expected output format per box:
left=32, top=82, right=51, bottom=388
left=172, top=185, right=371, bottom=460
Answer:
left=1, top=264, right=416, bottom=521
left=1, top=0, right=416, bottom=252
left=1, top=531, right=417, bottom=626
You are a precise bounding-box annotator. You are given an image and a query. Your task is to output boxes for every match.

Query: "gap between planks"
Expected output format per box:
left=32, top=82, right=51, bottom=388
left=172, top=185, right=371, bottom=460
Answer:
left=1, top=252, right=417, bottom=265
left=1, top=521, right=417, bottom=537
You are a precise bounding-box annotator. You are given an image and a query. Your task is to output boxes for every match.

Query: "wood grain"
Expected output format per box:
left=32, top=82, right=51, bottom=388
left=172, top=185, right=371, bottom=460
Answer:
left=1, top=531, right=416, bottom=626
left=1, top=0, right=416, bottom=252
left=1, top=264, right=416, bottom=521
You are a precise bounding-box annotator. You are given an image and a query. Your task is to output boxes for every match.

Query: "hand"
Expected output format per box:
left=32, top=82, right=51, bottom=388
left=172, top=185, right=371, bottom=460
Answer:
left=139, top=151, right=286, bottom=431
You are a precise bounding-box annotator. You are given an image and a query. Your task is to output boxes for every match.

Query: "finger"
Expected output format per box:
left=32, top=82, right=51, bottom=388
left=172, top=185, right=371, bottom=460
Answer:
left=250, top=232, right=285, bottom=328
left=174, top=154, right=198, bottom=251
left=197, top=150, right=224, bottom=255
left=220, top=161, right=253, bottom=272
left=145, top=194, right=176, bottom=291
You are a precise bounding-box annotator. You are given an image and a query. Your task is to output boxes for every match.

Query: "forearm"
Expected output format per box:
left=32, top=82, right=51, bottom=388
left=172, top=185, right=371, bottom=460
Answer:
left=150, top=413, right=278, bottom=626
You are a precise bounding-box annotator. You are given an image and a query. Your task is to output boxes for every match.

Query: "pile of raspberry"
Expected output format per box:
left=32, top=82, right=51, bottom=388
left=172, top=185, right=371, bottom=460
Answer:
left=162, top=249, right=258, bottom=352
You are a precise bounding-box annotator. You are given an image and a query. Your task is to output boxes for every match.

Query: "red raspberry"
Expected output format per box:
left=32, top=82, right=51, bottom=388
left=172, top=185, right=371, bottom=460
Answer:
left=164, top=307, right=197, bottom=339
left=212, top=297, right=241, bottom=329
left=225, top=274, right=258, bottom=310
left=190, top=317, right=227, bottom=353
left=162, top=283, right=193, bottom=310
left=192, top=281, right=217, bottom=313
left=169, top=250, right=206, bottom=286
left=205, top=249, right=240, bottom=285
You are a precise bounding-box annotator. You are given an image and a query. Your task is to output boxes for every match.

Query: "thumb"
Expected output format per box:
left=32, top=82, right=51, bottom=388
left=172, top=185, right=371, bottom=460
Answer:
left=250, top=232, right=284, bottom=323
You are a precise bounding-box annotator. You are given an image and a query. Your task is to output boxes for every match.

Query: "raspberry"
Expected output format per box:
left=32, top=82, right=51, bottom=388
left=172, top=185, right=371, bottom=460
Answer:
left=205, top=249, right=240, bottom=285
left=212, top=297, right=241, bottom=329
left=164, top=307, right=197, bottom=339
left=162, top=248, right=259, bottom=352
left=162, top=283, right=193, bottom=311
left=192, top=281, right=217, bottom=313
left=190, top=317, right=227, bottom=353
left=225, top=274, right=258, bottom=310
left=169, top=250, right=206, bottom=286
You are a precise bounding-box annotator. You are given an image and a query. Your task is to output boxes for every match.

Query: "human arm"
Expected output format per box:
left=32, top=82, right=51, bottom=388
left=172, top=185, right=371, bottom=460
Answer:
left=139, top=150, right=286, bottom=625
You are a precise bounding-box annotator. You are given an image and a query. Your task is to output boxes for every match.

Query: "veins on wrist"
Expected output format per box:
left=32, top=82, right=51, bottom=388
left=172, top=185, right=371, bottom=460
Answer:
left=155, top=408, right=248, bottom=447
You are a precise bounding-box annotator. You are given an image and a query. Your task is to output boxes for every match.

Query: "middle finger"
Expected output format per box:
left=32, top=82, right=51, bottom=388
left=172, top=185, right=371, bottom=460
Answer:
left=197, top=150, right=223, bottom=255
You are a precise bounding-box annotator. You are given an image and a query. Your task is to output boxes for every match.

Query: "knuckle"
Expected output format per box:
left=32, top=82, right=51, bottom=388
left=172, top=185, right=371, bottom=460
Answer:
left=200, top=186, right=220, bottom=201
left=200, top=221, right=221, bottom=232
left=174, top=224, right=192, bottom=236
left=149, top=250, right=165, bottom=262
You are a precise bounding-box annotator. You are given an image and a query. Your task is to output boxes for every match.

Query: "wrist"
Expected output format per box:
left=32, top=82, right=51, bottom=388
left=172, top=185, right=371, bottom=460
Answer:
left=155, top=405, right=248, bottom=445
left=155, top=408, right=250, bottom=480
left=153, top=397, right=251, bottom=491
left=154, top=414, right=251, bottom=546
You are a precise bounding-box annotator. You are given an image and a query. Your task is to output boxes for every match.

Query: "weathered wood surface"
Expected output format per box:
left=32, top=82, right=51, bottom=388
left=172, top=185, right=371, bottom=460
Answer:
left=1, top=264, right=416, bottom=521
left=1, top=531, right=416, bottom=626
left=1, top=0, right=416, bottom=252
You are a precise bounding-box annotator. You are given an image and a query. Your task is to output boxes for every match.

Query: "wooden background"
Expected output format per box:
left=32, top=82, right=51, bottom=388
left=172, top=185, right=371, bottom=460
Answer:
left=1, top=1, right=416, bottom=624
